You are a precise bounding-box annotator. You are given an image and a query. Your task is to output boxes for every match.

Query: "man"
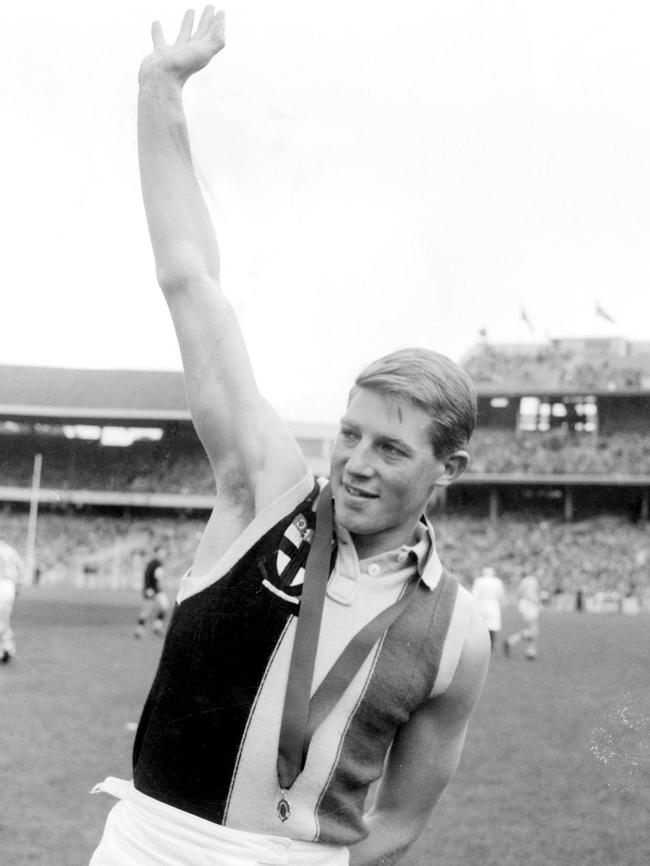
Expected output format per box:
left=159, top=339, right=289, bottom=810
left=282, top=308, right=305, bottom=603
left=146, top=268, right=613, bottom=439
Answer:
left=504, top=574, right=542, bottom=660
left=133, top=544, right=169, bottom=639
left=90, top=9, right=490, bottom=865
left=471, top=566, right=505, bottom=651
left=0, top=540, right=25, bottom=664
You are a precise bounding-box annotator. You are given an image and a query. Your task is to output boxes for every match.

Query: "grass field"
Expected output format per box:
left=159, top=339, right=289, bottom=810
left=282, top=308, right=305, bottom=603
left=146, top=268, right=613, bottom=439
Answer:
left=2, top=586, right=649, bottom=866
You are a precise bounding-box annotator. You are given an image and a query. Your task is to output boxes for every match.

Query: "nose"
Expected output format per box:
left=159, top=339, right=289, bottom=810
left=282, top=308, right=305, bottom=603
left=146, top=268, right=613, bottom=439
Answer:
left=345, top=441, right=374, bottom=478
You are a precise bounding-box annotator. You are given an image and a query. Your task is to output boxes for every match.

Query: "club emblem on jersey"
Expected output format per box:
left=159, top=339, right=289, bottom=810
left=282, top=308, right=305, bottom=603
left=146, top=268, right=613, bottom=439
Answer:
left=260, top=514, right=314, bottom=606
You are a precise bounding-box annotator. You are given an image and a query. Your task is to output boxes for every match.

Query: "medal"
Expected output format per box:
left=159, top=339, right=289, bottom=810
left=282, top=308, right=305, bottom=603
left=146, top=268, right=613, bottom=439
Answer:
left=277, top=790, right=291, bottom=822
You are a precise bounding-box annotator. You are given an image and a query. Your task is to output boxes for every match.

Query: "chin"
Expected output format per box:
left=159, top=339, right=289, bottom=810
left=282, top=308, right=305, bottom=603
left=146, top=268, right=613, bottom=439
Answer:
left=335, top=505, right=377, bottom=536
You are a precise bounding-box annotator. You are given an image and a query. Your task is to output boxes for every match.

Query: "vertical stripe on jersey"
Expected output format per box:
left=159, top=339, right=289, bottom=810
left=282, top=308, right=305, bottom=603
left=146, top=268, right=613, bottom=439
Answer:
left=133, top=546, right=301, bottom=822
left=315, top=573, right=459, bottom=843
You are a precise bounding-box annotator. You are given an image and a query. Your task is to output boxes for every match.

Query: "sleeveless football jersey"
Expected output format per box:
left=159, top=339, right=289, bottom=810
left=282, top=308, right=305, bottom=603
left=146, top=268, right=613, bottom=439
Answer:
left=132, top=474, right=473, bottom=845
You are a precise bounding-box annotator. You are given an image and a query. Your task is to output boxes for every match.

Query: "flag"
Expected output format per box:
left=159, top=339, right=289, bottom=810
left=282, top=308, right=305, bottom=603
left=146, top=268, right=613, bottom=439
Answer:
left=595, top=302, right=617, bottom=324
left=520, top=306, right=534, bottom=332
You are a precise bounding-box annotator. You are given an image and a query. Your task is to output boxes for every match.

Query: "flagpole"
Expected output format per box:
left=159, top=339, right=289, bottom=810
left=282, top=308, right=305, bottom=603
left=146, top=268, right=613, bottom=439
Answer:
left=595, top=302, right=617, bottom=325
left=25, top=453, right=42, bottom=586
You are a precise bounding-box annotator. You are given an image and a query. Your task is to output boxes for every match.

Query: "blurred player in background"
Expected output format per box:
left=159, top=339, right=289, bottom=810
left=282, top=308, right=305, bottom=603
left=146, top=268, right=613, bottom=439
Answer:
left=0, top=539, right=25, bottom=663
left=134, top=545, right=169, bottom=639
left=471, top=566, right=505, bottom=651
left=504, top=574, right=542, bottom=660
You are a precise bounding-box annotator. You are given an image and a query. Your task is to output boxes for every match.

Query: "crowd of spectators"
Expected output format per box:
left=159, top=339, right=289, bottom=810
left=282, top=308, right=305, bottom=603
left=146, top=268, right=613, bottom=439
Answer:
left=433, top=514, right=648, bottom=598
left=1, top=417, right=648, bottom=602
left=463, top=343, right=646, bottom=391
left=467, top=429, right=650, bottom=476
left=0, top=434, right=215, bottom=496
left=2, top=341, right=648, bottom=604
left=0, top=510, right=646, bottom=601
left=2, top=429, right=650, bottom=496
left=0, top=507, right=203, bottom=590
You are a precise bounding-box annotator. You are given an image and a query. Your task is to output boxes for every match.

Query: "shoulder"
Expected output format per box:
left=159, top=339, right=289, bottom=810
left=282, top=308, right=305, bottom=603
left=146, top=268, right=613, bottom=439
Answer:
left=431, top=583, right=490, bottom=700
left=440, top=602, right=490, bottom=717
left=404, top=601, right=489, bottom=734
left=184, top=471, right=318, bottom=588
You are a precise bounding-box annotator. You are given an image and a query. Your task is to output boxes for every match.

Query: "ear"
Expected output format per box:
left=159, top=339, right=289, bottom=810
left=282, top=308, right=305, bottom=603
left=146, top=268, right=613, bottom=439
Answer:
left=433, top=450, right=469, bottom=488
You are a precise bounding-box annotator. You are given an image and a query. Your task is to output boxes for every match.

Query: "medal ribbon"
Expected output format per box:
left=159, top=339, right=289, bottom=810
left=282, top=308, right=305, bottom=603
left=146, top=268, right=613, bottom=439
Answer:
left=276, top=484, right=421, bottom=809
left=277, top=483, right=334, bottom=796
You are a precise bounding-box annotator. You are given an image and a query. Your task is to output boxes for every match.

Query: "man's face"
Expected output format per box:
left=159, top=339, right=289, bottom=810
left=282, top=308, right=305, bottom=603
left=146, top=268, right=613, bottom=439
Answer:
left=330, top=387, right=453, bottom=560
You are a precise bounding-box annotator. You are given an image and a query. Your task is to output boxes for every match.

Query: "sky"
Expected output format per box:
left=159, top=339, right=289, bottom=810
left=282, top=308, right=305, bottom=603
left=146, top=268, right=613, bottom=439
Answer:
left=2, top=1, right=650, bottom=422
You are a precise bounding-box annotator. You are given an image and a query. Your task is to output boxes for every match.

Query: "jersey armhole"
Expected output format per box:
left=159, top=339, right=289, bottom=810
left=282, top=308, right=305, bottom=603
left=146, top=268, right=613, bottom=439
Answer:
left=430, top=584, right=474, bottom=697
left=177, top=471, right=315, bottom=603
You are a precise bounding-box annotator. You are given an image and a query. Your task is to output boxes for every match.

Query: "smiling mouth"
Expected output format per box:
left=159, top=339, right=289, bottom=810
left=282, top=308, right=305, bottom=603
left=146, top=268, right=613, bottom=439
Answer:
left=344, top=484, right=378, bottom=500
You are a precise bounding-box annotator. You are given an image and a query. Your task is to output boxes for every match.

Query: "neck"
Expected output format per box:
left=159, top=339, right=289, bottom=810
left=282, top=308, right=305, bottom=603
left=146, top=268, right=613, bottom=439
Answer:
left=350, top=524, right=421, bottom=562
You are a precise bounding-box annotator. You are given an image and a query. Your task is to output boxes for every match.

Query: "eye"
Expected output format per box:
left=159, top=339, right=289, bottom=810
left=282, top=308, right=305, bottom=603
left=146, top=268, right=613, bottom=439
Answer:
left=380, top=443, right=404, bottom=458
left=339, top=427, right=360, bottom=443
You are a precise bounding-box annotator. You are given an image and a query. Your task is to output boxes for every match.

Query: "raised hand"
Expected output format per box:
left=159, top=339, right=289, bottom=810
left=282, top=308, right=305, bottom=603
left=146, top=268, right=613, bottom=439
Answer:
left=139, top=6, right=226, bottom=86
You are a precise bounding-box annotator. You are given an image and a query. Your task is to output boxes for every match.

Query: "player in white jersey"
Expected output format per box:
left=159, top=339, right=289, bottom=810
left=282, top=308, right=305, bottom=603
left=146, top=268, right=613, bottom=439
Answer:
left=0, top=540, right=25, bottom=663
left=504, top=574, right=541, bottom=660
left=471, top=566, right=505, bottom=651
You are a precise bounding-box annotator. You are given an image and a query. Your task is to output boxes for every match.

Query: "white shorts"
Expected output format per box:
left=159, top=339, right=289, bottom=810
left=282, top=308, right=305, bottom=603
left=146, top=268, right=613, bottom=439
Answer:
left=518, top=599, right=540, bottom=624
left=0, top=579, right=16, bottom=608
left=140, top=591, right=170, bottom=618
left=89, top=778, right=349, bottom=866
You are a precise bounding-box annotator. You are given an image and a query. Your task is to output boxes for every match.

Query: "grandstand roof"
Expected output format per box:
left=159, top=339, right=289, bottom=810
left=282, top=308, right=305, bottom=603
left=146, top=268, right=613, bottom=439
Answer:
left=0, top=364, right=190, bottom=423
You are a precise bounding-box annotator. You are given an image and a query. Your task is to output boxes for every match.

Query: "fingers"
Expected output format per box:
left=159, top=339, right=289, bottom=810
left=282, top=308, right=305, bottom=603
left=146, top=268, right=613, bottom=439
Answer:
left=151, top=20, right=166, bottom=50
left=195, top=6, right=226, bottom=51
left=212, top=9, right=226, bottom=39
left=206, top=9, right=225, bottom=50
left=175, top=9, right=195, bottom=44
left=149, top=7, right=225, bottom=57
left=196, top=5, right=216, bottom=37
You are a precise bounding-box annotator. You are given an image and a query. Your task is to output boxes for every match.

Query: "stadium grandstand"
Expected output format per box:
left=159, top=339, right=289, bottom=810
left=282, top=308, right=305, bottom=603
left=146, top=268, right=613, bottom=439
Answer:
left=1, top=335, right=649, bottom=608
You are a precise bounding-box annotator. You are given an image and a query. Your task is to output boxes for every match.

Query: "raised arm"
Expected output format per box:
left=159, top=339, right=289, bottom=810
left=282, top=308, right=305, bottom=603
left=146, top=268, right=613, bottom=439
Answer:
left=348, top=607, right=491, bottom=866
left=138, top=8, right=307, bottom=546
